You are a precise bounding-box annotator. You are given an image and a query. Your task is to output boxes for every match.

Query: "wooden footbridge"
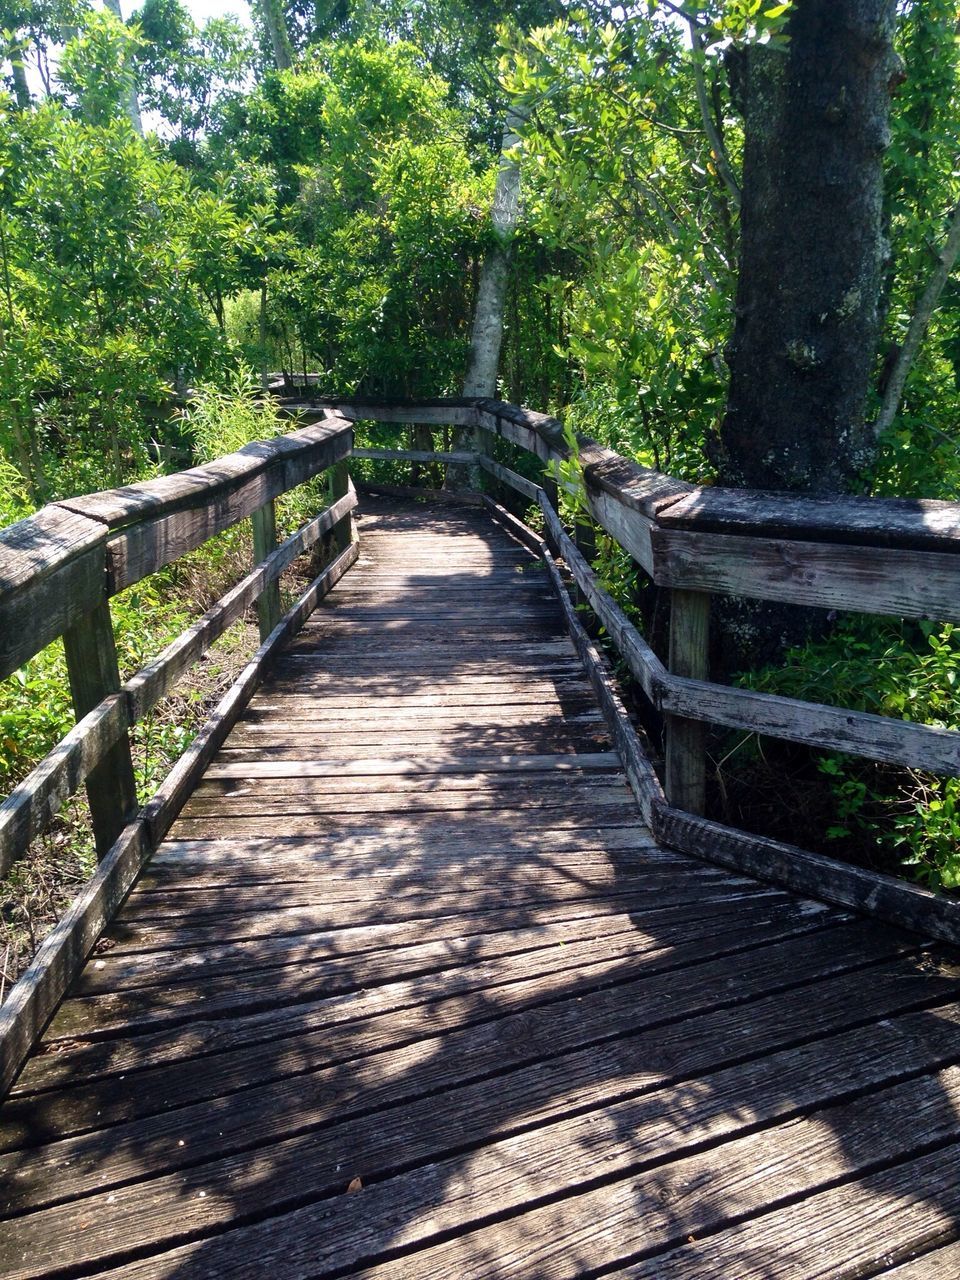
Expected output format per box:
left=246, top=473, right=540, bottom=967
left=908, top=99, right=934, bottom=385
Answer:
left=4, top=398, right=960, bottom=1276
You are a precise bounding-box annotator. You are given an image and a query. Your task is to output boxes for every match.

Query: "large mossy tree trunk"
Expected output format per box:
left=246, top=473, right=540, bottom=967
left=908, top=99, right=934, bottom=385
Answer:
left=716, top=0, right=898, bottom=494
left=709, top=0, right=899, bottom=676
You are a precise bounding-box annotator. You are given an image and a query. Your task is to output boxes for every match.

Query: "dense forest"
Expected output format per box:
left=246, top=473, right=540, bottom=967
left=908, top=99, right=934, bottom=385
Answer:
left=3, top=0, right=960, bottom=909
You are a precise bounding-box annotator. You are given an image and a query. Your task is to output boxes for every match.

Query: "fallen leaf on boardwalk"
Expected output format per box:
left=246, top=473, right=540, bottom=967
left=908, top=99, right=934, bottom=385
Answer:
left=347, top=1176, right=363, bottom=1193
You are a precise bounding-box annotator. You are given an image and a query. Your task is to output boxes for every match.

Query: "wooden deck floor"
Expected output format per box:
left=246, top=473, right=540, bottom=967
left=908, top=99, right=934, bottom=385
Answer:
left=3, top=499, right=960, bottom=1278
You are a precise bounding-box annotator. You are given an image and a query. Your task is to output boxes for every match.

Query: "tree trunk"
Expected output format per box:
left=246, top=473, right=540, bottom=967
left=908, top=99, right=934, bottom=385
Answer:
left=446, top=110, right=522, bottom=489
left=257, top=0, right=295, bottom=72
left=462, top=111, right=522, bottom=398
left=874, top=198, right=960, bottom=439
left=716, top=0, right=898, bottom=494
left=102, top=0, right=144, bottom=134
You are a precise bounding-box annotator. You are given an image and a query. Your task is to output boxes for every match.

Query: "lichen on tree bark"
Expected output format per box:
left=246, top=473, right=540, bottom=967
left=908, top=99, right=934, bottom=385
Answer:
left=715, top=0, right=899, bottom=495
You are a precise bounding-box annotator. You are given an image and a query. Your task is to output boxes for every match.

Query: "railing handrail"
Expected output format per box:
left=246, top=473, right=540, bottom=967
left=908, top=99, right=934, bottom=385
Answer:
left=0, top=414, right=353, bottom=685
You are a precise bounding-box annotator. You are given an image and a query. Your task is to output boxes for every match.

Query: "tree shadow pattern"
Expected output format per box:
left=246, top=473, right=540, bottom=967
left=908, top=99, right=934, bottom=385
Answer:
left=1, top=499, right=960, bottom=1279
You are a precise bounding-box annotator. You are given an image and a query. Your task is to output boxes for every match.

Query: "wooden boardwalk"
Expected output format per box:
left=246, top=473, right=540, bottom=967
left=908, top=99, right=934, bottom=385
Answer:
left=3, top=499, right=960, bottom=1277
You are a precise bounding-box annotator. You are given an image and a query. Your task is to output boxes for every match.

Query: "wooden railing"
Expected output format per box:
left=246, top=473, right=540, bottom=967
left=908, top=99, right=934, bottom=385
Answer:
left=4, top=391, right=960, bottom=1091
left=0, top=410, right=356, bottom=1090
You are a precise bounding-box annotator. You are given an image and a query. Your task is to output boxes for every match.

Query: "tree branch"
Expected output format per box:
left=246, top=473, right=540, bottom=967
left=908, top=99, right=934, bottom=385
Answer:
left=874, top=197, right=960, bottom=439
left=687, top=16, right=741, bottom=211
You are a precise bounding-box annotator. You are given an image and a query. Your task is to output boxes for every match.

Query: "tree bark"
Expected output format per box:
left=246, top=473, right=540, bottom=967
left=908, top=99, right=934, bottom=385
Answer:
left=874, top=197, right=960, bottom=439
left=257, top=0, right=295, bottom=72
left=716, top=0, right=899, bottom=494
left=462, top=110, right=523, bottom=398
left=446, top=110, right=522, bottom=490
left=102, top=0, right=144, bottom=134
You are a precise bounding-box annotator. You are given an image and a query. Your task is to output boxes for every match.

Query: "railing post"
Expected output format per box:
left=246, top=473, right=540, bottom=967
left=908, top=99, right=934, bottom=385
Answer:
left=63, top=600, right=138, bottom=856
left=251, top=498, right=281, bottom=641
left=330, top=460, right=355, bottom=553
left=665, top=588, right=710, bottom=815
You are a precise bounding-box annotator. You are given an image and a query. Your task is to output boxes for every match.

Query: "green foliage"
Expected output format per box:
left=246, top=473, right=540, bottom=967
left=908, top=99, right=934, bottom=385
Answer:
left=870, top=0, right=960, bottom=497
left=742, top=618, right=960, bottom=888
left=218, top=40, right=491, bottom=395
left=58, top=8, right=142, bottom=124
left=501, top=10, right=734, bottom=472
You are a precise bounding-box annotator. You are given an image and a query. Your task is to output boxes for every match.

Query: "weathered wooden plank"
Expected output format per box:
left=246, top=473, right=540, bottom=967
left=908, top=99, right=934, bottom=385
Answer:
left=328, top=465, right=354, bottom=555
left=216, top=734, right=613, bottom=761
left=62, top=600, right=138, bottom=856
left=613, top=1150, right=960, bottom=1278
left=0, top=505, right=107, bottom=682
left=60, top=418, right=352, bottom=529
left=83, top=892, right=765, bottom=998
left=651, top=526, right=960, bottom=621
left=664, top=588, right=710, bottom=814
left=871, top=1241, right=960, bottom=1279
left=169, top=804, right=637, bottom=840
left=101, top=420, right=352, bottom=593
left=530, top=523, right=665, bottom=825
left=348, top=1071, right=960, bottom=1280
left=54, top=1037, right=959, bottom=1279
left=535, top=491, right=665, bottom=702
left=204, top=752, right=621, bottom=779
left=353, top=448, right=475, bottom=464
left=142, top=539, right=359, bottom=847
left=9, top=948, right=953, bottom=1271
left=4, top=919, right=919, bottom=1122
left=661, top=673, right=960, bottom=776
left=123, top=488, right=357, bottom=719
left=180, top=783, right=630, bottom=817
left=251, top=498, right=281, bottom=640
left=323, top=400, right=479, bottom=427
left=0, top=820, right=148, bottom=1098
left=356, top=480, right=484, bottom=506
left=9, top=916, right=910, bottom=1108
left=45, top=912, right=730, bottom=1041
left=652, top=801, right=960, bottom=946
left=479, top=455, right=543, bottom=503
left=0, top=694, right=130, bottom=877
left=659, top=482, right=960, bottom=552
left=0, top=896, right=829, bottom=1157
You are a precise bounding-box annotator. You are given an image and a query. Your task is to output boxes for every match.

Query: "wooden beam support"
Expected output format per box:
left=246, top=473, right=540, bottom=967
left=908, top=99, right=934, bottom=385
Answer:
left=665, top=588, right=710, bottom=815
left=329, top=464, right=355, bottom=554
left=62, top=601, right=138, bottom=856
left=251, top=498, right=281, bottom=641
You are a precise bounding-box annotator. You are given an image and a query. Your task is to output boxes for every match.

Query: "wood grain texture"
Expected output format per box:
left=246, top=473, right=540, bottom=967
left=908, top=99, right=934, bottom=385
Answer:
left=651, top=525, right=960, bottom=621
left=664, top=588, right=710, bottom=814
left=106, top=423, right=352, bottom=593
left=652, top=801, right=960, bottom=946
left=660, top=482, right=960, bottom=551
left=251, top=498, right=281, bottom=640
left=4, top=495, right=960, bottom=1280
left=62, top=600, right=138, bottom=856
left=0, top=505, right=107, bottom=681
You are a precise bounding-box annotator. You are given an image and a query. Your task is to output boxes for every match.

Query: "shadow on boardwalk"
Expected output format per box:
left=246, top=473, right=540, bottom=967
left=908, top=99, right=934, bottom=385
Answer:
left=1, top=500, right=960, bottom=1278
